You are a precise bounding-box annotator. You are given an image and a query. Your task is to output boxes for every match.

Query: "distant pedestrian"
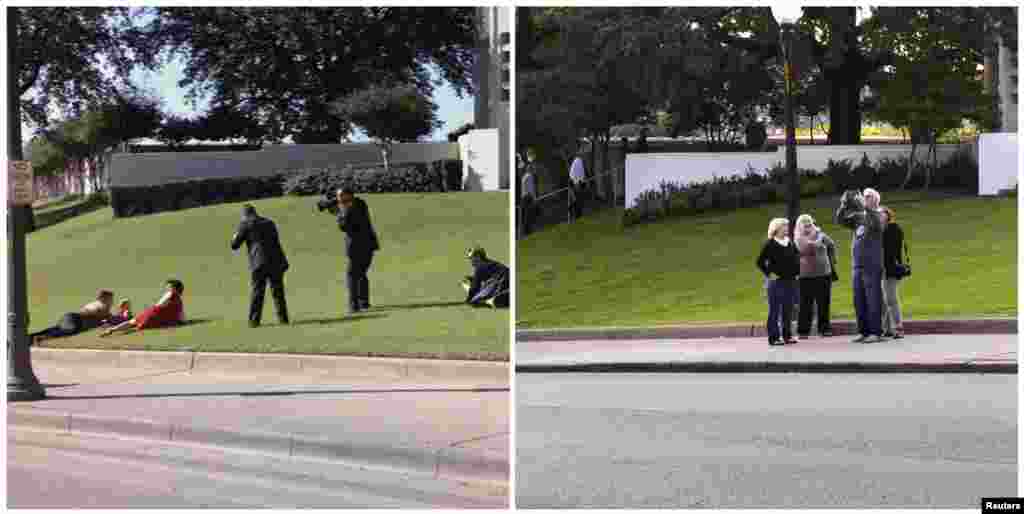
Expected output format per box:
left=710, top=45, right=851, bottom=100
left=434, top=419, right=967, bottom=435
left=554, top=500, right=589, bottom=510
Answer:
left=757, top=217, right=800, bottom=346
left=336, top=189, right=380, bottom=314
left=834, top=188, right=887, bottom=343
left=881, top=206, right=906, bottom=339
left=231, top=204, right=290, bottom=327
left=569, top=148, right=586, bottom=221
left=521, top=162, right=538, bottom=236
left=794, top=214, right=837, bottom=338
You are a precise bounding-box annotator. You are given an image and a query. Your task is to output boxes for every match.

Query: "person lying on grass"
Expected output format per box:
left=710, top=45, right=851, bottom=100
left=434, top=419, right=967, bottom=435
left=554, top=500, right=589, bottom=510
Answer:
left=30, top=289, right=115, bottom=344
left=101, top=280, right=186, bottom=337
left=462, top=247, right=509, bottom=308
left=100, top=299, right=133, bottom=327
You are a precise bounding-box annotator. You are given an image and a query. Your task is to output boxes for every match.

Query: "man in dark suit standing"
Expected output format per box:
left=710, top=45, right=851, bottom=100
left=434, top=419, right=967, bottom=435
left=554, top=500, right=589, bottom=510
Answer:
left=336, top=189, right=380, bottom=314
left=231, top=204, right=290, bottom=327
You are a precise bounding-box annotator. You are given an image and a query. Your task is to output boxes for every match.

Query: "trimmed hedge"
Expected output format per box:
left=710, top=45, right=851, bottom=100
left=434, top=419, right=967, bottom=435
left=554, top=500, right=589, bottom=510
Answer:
left=623, top=148, right=979, bottom=227
left=33, top=192, right=110, bottom=230
left=110, top=159, right=464, bottom=218
left=282, top=160, right=462, bottom=196
left=111, top=175, right=285, bottom=218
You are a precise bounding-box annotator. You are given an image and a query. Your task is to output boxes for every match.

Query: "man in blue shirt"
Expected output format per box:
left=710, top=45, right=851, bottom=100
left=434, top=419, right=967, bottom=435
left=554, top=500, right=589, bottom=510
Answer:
left=834, top=188, right=886, bottom=343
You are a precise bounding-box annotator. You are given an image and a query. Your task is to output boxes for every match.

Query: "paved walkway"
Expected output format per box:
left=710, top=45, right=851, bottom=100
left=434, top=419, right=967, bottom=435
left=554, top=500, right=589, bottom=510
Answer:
left=516, top=333, right=1017, bottom=373
left=10, top=354, right=510, bottom=485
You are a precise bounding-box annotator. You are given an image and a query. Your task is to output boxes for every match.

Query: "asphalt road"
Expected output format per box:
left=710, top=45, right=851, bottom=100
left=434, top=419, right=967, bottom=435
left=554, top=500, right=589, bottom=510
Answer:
left=516, top=373, right=1017, bottom=508
left=8, top=428, right=507, bottom=508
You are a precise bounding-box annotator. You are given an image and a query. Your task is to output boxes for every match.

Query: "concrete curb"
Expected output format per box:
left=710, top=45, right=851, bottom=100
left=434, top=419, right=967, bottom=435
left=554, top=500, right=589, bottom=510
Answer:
left=516, top=318, right=1017, bottom=342
left=31, top=348, right=510, bottom=385
left=516, top=361, right=1017, bottom=374
left=8, top=409, right=509, bottom=485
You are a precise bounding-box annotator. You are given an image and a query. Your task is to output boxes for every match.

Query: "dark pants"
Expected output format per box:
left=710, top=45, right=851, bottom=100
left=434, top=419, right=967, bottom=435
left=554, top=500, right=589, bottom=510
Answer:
left=250, top=270, right=289, bottom=325
left=798, top=276, right=832, bottom=335
left=31, top=312, right=88, bottom=340
left=521, top=195, right=535, bottom=236
left=348, top=251, right=374, bottom=310
left=852, top=266, right=884, bottom=336
left=767, top=278, right=797, bottom=341
left=570, top=183, right=585, bottom=219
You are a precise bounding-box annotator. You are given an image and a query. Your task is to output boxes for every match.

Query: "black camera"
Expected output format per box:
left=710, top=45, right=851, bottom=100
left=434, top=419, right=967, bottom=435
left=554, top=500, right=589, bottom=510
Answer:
left=316, top=195, right=339, bottom=214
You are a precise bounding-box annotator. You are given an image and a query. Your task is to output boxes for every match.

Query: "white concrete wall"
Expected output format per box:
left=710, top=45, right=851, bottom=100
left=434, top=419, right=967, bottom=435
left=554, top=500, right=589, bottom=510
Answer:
left=626, top=144, right=965, bottom=208
left=978, top=133, right=1019, bottom=196
left=109, top=143, right=459, bottom=188
left=458, top=129, right=502, bottom=191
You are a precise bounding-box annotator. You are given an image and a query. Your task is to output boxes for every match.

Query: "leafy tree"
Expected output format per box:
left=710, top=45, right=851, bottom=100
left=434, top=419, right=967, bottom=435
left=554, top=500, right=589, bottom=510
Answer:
left=142, top=7, right=477, bottom=143
left=864, top=8, right=996, bottom=189
left=332, top=84, right=441, bottom=169
left=156, top=114, right=199, bottom=150
left=15, top=7, right=158, bottom=127
left=447, top=123, right=475, bottom=143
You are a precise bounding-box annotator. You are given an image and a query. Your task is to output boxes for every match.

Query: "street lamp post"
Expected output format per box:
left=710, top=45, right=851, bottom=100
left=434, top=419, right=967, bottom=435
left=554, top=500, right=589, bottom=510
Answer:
left=7, top=6, right=45, bottom=402
left=773, top=6, right=802, bottom=239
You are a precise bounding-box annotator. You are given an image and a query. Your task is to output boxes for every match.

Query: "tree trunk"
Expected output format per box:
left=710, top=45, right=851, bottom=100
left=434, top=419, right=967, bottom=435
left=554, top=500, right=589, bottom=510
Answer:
left=924, top=137, right=937, bottom=191
left=827, top=77, right=863, bottom=145
left=901, top=142, right=918, bottom=190
left=602, top=129, right=611, bottom=203
left=380, top=144, right=391, bottom=171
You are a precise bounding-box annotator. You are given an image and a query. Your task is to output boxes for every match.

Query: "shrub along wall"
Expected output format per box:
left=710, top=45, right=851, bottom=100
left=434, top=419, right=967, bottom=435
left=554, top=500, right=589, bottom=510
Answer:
left=111, top=175, right=285, bottom=218
left=111, top=159, right=464, bottom=218
left=623, top=149, right=979, bottom=227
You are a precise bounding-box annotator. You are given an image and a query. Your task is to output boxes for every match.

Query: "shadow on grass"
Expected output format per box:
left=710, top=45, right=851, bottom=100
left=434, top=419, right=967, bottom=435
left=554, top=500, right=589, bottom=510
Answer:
left=44, top=385, right=510, bottom=401
left=371, top=300, right=467, bottom=311
left=291, top=313, right=389, bottom=326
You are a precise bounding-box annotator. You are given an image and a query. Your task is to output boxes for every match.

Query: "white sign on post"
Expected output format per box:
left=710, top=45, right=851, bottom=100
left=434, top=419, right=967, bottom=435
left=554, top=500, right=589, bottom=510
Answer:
left=8, top=161, right=34, bottom=206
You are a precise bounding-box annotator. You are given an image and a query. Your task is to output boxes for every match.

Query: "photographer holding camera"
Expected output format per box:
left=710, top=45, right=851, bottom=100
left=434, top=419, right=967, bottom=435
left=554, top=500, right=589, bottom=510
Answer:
left=834, top=188, right=887, bottom=344
left=319, top=189, right=380, bottom=314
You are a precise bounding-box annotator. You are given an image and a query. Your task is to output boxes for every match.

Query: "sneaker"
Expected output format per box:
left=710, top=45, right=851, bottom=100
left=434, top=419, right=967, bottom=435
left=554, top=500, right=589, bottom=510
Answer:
left=851, top=335, right=868, bottom=343
left=883, top=332, right=895, bottom=338
left=769, top=338, right=784, bottom=346
left=864, top=335, right=886, bottom=344
left=892, top=332, right=905, bottom=339
left=784, top=338, right=798, bottom=345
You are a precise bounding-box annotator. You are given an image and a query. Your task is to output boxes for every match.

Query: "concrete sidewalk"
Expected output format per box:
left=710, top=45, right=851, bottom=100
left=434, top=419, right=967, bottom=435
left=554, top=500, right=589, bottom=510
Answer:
left=517, top=318, right=1016, bottom=342
left=9, top=352, right=510, bottom=486
left=516, top=333, right=1017, bottom=373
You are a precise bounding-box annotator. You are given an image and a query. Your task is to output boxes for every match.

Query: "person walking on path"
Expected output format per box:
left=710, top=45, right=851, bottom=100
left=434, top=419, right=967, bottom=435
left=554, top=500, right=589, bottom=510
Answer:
left=757, top=218, right=801, bottom=346
left=231, top=204, right=290, bottom=327
left=521, top=162, right=538, bottom=236
left=794, top=214, right=838, bottom=338
left=568, top=148, right=586, bottom=221
left=881, top=206, right=906, bottom=339
left=30, top=289, right=114, bottom=344
left=834, top=188, right=887, bottom=343
left=336, top=189, right=380, bottom=314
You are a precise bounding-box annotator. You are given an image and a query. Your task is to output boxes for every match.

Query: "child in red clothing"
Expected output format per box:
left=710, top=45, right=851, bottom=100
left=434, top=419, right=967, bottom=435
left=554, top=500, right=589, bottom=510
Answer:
left=101, top=280, right=185, bottom=337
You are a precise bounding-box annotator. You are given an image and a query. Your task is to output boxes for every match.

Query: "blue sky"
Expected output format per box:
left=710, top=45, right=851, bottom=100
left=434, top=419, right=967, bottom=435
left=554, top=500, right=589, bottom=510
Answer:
left=128, top=55, right=474, bottom=143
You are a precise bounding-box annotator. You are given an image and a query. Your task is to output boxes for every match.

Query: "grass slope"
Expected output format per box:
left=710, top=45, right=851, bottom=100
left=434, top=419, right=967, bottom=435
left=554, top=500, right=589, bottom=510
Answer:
left=517, top=192, right=1016, bottom=329
left=29, top=192, right=510, bottom=360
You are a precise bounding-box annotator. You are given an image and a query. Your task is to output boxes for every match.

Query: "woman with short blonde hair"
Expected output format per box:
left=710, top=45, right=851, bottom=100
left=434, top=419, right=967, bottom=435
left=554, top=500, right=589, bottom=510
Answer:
left=794, top=214, right=838, bottom=338
left=756, top=217, right=800, bottom=345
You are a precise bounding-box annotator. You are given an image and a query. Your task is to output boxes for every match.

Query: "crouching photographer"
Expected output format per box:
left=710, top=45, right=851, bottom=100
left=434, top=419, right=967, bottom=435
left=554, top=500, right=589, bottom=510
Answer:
left=463, top=247, right=509, bottom=308
left=318, top=189, right=380, bottom=314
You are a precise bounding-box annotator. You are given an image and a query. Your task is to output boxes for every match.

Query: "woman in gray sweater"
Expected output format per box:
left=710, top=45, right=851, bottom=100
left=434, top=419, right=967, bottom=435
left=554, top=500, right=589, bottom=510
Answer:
left=795, top=214, right=837, bottom=338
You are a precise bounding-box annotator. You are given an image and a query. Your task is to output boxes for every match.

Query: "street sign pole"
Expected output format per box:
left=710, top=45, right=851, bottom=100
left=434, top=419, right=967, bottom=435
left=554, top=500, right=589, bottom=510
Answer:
left=7, top=6, right=45, bottom=402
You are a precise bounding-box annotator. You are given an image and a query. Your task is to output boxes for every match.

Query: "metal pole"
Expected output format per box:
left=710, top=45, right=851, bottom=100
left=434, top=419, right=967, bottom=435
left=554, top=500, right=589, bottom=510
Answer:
left=782, top=23, right=799, bottom=240
left=7, top=6, right=45, bottom=401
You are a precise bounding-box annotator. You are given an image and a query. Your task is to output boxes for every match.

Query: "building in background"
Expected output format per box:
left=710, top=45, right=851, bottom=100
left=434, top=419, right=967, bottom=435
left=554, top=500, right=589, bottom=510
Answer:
left=460, top=6, right=511, bottom=192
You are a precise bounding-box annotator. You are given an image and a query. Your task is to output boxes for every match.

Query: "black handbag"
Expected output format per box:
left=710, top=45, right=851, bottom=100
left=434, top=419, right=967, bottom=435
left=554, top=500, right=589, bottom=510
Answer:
left=893, top=241, right=912, bottom=279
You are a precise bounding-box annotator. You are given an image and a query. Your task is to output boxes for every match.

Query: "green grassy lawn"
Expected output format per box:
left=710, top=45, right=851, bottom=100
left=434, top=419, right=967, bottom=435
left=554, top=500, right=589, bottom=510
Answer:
left=28, top=192, right=510, bottom=360
left=517, top=192, right=1016, bottom=329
